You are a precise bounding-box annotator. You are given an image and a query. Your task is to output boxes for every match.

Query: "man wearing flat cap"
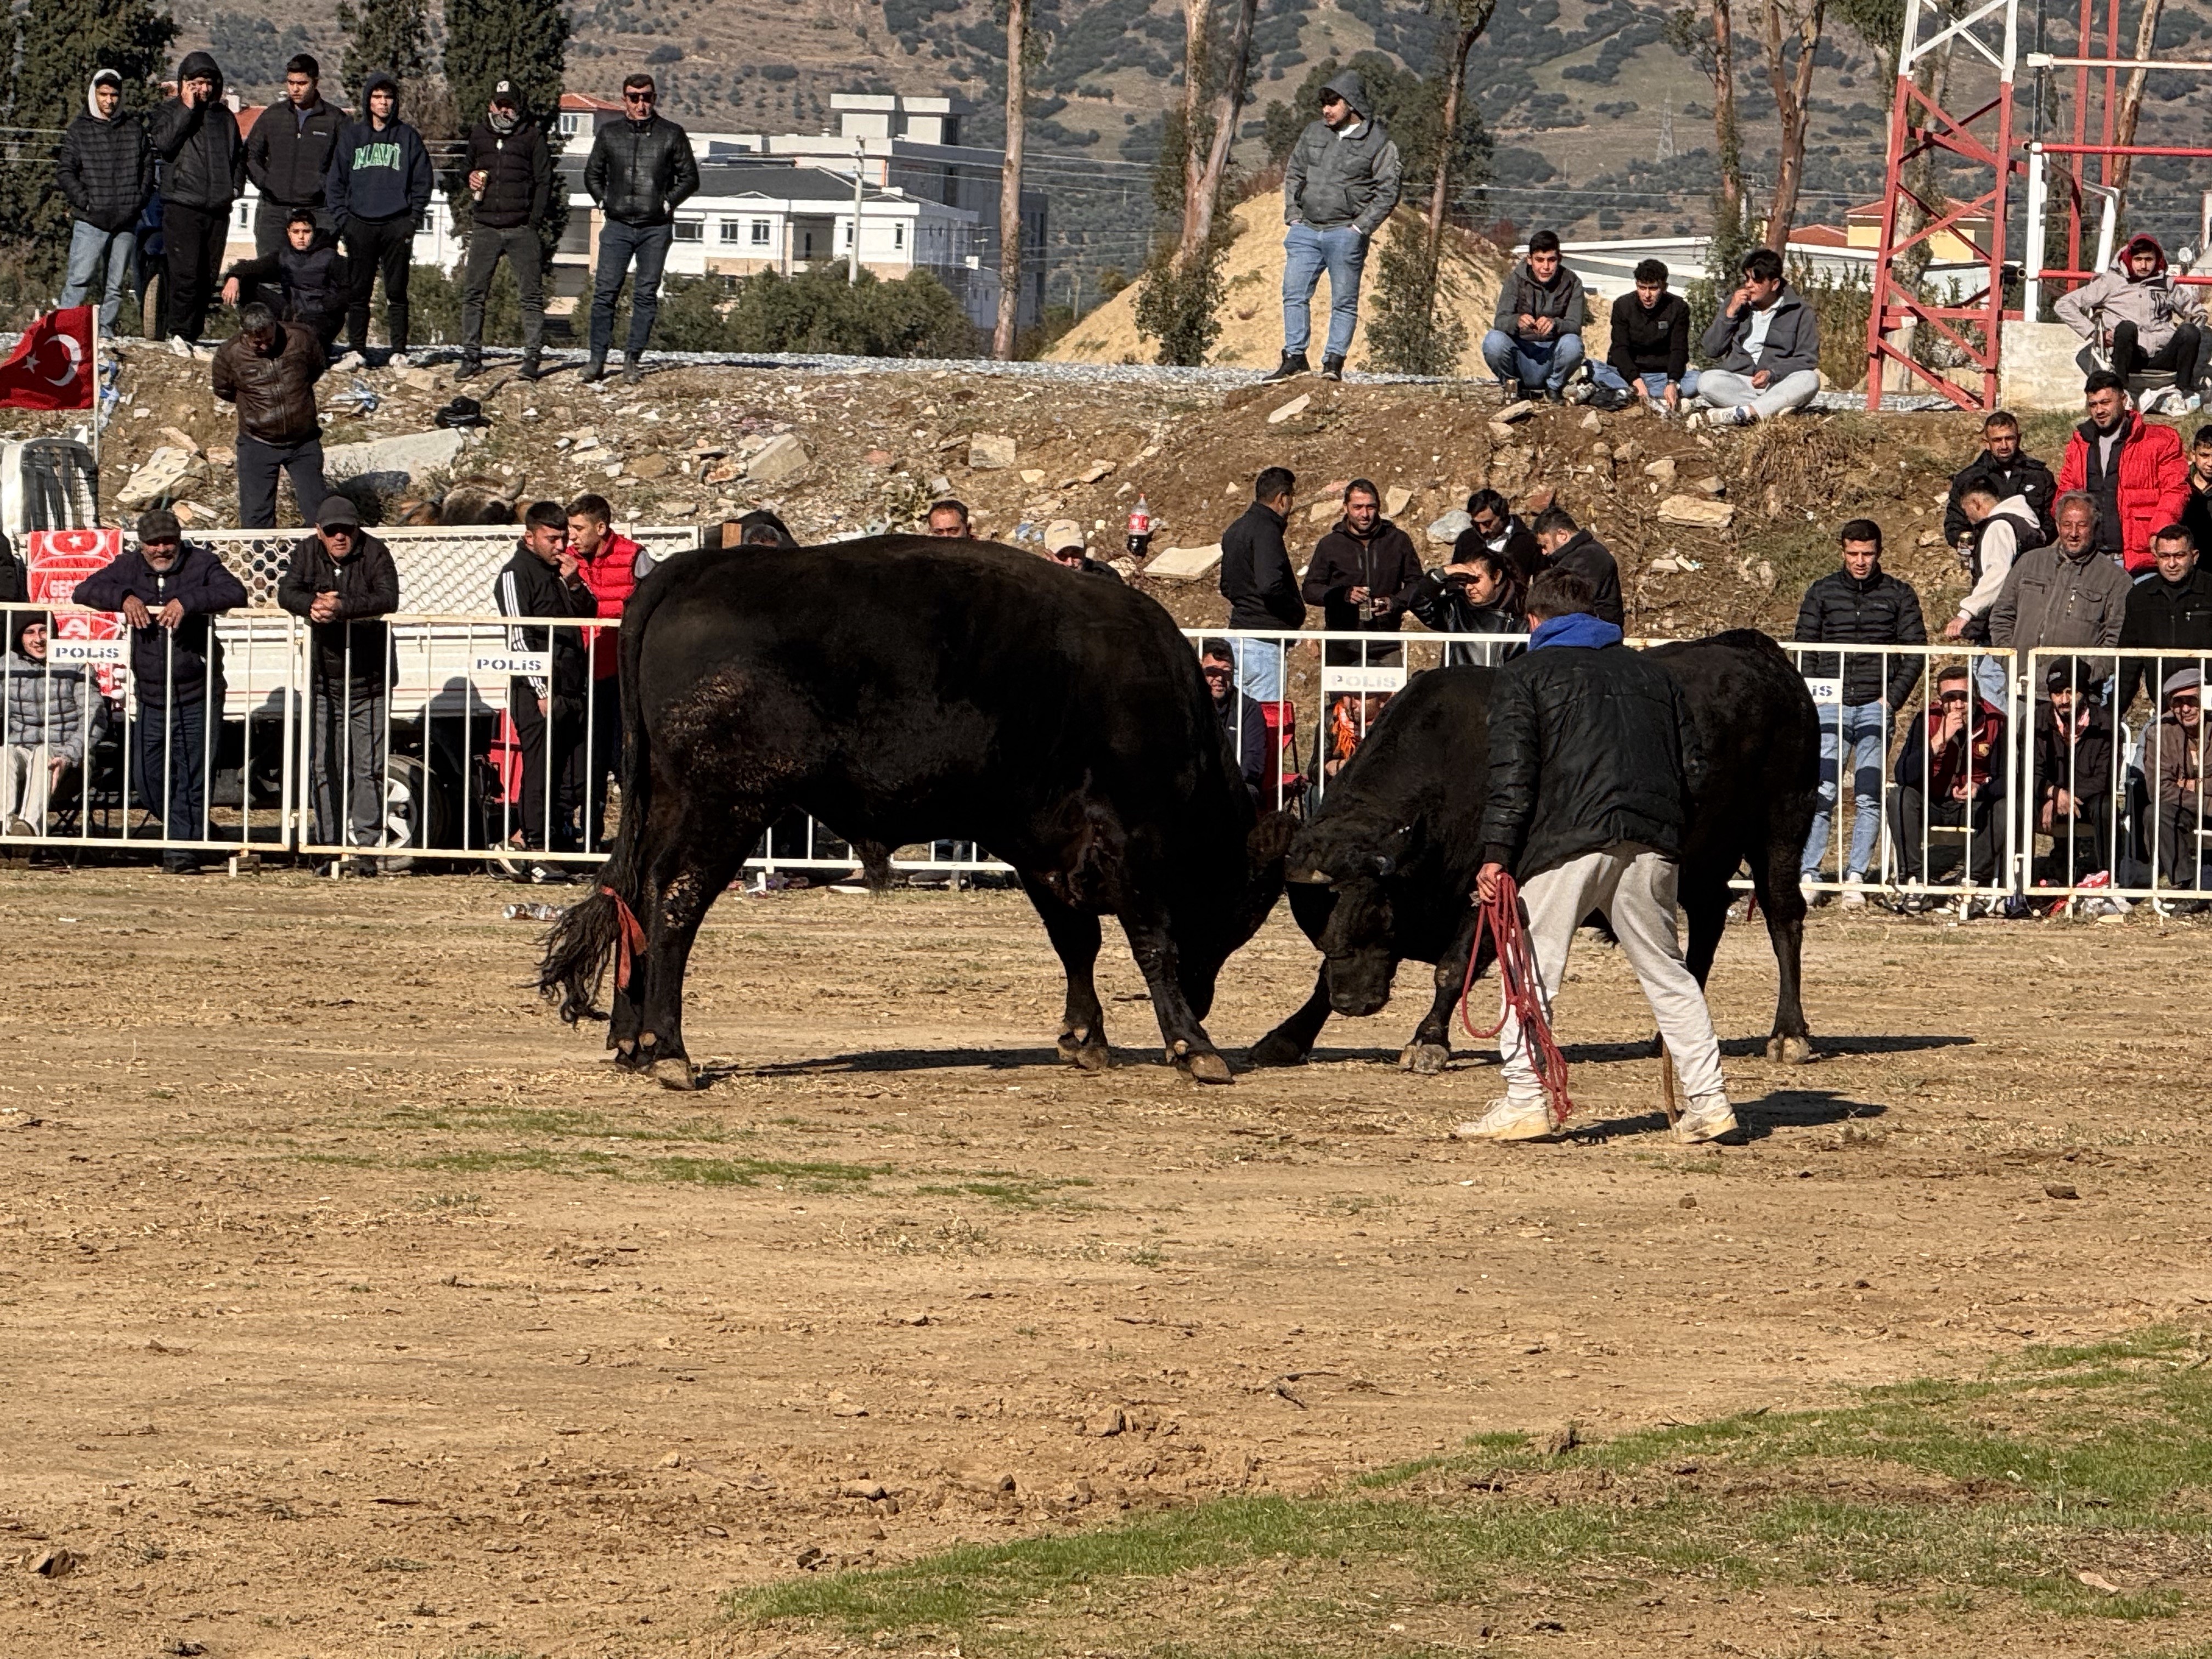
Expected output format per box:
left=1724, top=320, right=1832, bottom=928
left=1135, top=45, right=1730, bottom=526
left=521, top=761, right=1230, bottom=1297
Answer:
left=2146, top=665, right=2211, bottom=894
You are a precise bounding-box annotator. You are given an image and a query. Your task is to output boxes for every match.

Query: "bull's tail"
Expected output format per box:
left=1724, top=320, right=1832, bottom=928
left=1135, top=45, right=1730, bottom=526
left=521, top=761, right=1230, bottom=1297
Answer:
left=537, top=560, right=667, bottom=1024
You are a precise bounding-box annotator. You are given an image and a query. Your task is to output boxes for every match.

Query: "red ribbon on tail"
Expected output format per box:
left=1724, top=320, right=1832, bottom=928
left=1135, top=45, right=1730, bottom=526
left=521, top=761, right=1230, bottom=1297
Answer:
left=604, top=887, right=647, bottom=990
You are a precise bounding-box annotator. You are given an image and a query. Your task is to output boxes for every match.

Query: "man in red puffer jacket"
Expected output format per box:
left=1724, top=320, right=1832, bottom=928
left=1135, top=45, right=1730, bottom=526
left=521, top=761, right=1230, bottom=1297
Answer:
left=565, top=493, right=639, bottom=853
left=2057, top=369, right=2189, bottom=574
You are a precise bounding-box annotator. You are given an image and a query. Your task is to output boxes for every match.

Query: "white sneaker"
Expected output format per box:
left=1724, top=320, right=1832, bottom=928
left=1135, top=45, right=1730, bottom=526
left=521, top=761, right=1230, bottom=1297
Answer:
left=1800, top=877, right=1821, bottom=907
left=388, top=351, right=411, bottom=370
left=1454, top=1094, right=1556, bottom=1142
left=332, top=350, right=365, bottom=372
left=2187, top=393, right=2204, bottom=413
left=1839, top=872, right=1866, bottom=909
left=168, top=333, right=192, bottom=357
left=1726, top=405, right=1756, bottom=427
left=1673, top=1093, right=1739, bottom=1144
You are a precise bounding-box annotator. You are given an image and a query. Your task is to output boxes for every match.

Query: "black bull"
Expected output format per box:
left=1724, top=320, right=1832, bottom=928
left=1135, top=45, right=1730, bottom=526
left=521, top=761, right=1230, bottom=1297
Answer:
left=538, top=536, right=1293, bottom=1088
left=1248, top=631, right=1821, bottom=1072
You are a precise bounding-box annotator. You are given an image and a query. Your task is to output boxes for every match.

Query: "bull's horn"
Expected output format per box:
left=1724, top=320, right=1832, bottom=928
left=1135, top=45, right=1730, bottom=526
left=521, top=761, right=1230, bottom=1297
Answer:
left=1286, top=866, right=1333, bottom=884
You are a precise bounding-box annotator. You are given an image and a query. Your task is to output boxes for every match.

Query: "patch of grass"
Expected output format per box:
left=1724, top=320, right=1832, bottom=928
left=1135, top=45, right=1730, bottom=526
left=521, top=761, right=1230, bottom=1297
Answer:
left=408, top=1146, right=885, bottom=1190
left=733, top=1328, right=2212, bottom=1655
left=913, top=1173, right=1096, bottom=1208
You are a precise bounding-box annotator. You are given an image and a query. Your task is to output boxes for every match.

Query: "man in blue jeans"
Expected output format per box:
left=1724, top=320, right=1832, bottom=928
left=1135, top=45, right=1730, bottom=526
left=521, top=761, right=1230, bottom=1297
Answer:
left=56, top=70, right=154, bottom=336
left=1482, top=230, right=1588, bottom=403
left=582, top=72, right=699, bottom=387
left=1792, top=519, right=1928, bottom=905
left=1266, top=71, right=1401, bottom=385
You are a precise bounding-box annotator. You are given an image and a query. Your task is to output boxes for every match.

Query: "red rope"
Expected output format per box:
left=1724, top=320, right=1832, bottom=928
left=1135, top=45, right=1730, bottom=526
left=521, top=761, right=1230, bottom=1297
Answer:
left=603, top=886, right=647, bottom=990
left=1457, top=872, right=1575, bottom=1130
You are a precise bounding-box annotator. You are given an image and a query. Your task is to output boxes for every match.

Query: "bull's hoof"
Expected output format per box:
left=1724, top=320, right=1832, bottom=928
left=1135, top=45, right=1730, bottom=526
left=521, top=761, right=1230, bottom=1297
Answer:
left=1766, top=1033, right=1818, bottom=1065
left=1057, top=1029, right=1112, bottom=1071
left=652, top=1056, right=699, bottom=1091
left=1398, top=1041, right=1451, bottom=1075
left=1181, top=1050, right=1234, bottom=1085
left=1245, top=1028, right=1310, bottom=1068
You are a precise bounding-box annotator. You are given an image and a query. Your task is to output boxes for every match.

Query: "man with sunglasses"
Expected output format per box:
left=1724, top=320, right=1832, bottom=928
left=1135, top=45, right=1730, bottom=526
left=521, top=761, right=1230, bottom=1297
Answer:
left=582, top=73, right=699, bottom=387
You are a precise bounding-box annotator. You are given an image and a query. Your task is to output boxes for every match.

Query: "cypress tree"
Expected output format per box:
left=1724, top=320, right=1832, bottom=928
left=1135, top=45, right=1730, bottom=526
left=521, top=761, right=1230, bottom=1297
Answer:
left=336, top=0, right=432, bottom=107
left=439, top=0, right=571, bottom=250
left=1, top=0, right=178, bottom=292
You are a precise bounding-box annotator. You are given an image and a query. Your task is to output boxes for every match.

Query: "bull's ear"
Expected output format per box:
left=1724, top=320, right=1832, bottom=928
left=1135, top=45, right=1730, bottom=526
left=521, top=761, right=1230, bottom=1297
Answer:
left=1248, top=806, right=1298, bottom=870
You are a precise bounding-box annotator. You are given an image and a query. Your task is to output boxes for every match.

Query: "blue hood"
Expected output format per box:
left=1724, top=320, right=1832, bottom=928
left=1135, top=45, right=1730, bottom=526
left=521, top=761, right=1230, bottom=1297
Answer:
left=1528, top=612, right=1623, bottom=651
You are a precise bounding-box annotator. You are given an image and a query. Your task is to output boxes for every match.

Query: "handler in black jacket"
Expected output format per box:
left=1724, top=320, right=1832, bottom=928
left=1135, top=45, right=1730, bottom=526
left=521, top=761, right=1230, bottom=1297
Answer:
left=458, top=80, right=553, bottom=381
left=582, top=71, right=699, bottom=385
left=57, top=70, right=154, bottom=335
left=277, top=494, right=398, bottom=864
left=1459, top=567, right=1734, bottom=1147
left=495, top=501, right=599, bottom=879
left=1217, top=466, right=1304, bottom=699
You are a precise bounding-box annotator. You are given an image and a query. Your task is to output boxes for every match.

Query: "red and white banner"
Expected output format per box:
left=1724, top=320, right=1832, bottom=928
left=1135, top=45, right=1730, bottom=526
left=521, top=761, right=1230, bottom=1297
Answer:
left=27, top=528, right=124, bottom=693
left=0, top=307, right=94, bottom=411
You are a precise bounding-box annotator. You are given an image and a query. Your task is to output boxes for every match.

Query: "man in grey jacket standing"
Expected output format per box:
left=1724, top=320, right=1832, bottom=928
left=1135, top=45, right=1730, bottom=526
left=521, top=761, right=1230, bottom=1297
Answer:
left=1690, top=247, right=1822, bottom=429
left=1267, top=70, right=1401, bottom=384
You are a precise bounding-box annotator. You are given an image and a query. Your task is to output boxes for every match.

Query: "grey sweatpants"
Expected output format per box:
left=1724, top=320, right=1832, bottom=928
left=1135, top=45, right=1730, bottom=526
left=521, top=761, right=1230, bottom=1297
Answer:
left=1497, top=842, right=1725, bottom=1101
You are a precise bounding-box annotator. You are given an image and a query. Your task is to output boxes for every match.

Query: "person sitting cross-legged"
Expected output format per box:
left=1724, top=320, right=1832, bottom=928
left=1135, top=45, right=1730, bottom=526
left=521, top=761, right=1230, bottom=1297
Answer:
left=1689, top=246, right=1822, bottom=430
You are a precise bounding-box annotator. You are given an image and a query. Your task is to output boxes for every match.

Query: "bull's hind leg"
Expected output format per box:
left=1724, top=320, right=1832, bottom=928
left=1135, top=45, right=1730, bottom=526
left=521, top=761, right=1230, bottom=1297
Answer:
left=634, top=820, right=758, bottom=1090
left=1746, top=833, right=1816, bottom=1064
left=1019, top=874, right=1111, bottom=1071
left=1247, top=966, right=1333, bottom=1067
left=1119, top=907, right=1232, bottom=1084
left=1404, top=907, right=1488, bottom=1074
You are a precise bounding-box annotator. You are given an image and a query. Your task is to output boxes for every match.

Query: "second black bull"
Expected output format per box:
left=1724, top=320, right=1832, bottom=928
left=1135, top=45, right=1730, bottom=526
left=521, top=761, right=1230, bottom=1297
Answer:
left=1249, top=630, right=1821, bottom=1071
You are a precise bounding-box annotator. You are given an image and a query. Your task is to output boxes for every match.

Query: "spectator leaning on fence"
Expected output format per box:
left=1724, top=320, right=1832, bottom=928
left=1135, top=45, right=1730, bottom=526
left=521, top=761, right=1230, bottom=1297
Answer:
left=1199, top=637, right=1273, bottom=804
left=1404, top=543, right=1523, bottom=667
left=1887, top=661, right=2007, bottom=901
left=2145, top=667, right=2210, bottom=893
left=147, top=51, right=244, bottom=345
left=1217, top=466, right=1302, bottom=701
left=244, top=54, right=343, bottom=258
left=2, top=613, right=83, bottom=838
left=458, top=80, right=554, bottom=384
left=55, top=69, right=154, bottom=338
left=213, top=300, right=329, bottom=530
left=221, top=209, right=351, bottom=358
left=2116, top=522, right=2212, bottom=712
left=2055, top=233, right=2207, bottom=414
left=496, top=501, right=599, bottom=884
left=1944, top=409, right=2057, bottom=547
left=1590, top=258, right=1695, bottom=414
left=326, top=72, right=433, bottom=368
left=924, top=499, right=970, bottom=538
left=1481, top=231, right=1588, bottom=405
left=1689, top=247, right=1821, bottom=430
left=566, top=493, right=638, bottom=853
left=1304, top=478, right=1423, bottom=664
left=583, top=72, right=701, bottom=387
left=1531, top=504, right=1623, bottom=629
left=1990, top=489, right=2132, bottom=691
left=276, top=494, right=398, bottom=872
left=1268, top=71, right=1401, bottom=385
left=2032, top=657, right=2117, bottom=887
left=1455, top=488, right=1544, bottom=586
left=2055, top=370, right=2189, bottom=574
left=1793, top=519, right=1927, bottom=904
left=71, top=509, right=247, bottom=874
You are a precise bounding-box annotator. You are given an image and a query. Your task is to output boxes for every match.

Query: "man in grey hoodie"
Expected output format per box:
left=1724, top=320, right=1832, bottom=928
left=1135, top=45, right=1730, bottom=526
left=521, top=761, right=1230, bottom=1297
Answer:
left=1690, top=246, right=1821, bottom=428
left=1268, top=70, right=1401, bottom=383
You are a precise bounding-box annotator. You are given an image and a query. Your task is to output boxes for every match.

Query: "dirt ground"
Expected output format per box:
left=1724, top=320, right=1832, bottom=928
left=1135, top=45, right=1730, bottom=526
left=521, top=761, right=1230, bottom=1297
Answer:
left=2, top=869, right=2207, bottom=1658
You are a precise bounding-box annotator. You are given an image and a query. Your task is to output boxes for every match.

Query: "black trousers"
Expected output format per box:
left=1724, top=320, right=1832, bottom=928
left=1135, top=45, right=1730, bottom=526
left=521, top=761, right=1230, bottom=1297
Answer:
left=509, top=685, right=582, bottom=853
left=2112, top=320, right=2205, bottom=393
left=1888, top=786, right=2002, bottom=883
left=235, top=432, right=329, bottom=529
left=342, top=214, right=414, bottom=353
left=164, top=201, right=225, bottom=341
left=460, top=223, right=546, bottom=353
left=579, top=676, right=622, bottom=853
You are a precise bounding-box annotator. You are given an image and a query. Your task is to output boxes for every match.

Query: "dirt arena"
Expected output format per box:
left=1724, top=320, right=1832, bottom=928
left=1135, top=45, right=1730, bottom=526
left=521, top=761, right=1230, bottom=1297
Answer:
left=2, top=868, right=2206, bottom=1657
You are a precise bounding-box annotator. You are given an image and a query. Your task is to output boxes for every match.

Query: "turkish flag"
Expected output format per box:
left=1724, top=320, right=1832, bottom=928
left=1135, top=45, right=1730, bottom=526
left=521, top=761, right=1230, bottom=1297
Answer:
left=0, top=307, right=93, bottom=411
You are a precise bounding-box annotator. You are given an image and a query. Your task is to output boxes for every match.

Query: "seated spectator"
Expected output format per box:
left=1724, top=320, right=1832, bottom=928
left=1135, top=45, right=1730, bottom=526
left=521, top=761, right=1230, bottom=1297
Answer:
left=2117, top=522, right=2212, bottom=712
left=212, top=299, right=329, bottom=530
left=2183, top=425, right=2212, bottom=555
left=275, top=494, right=398, bottom=871
left=2055, top=233, right=2207, bottom=413
left=1944, top=409, right=2057, bottom=547
left=2055, top=370, right=2188, bottom=574
left=1690, top=247, right=1821, bottom=429
left=1218, top=466, right=1302, bottom=701
left=1887, top=661, right=2007, bottom=899
left=1042, top=520, right=1124, bottom=583
left=1531, top=504, right=1622, bottom=628
left=1404, top=543, right=1522, bottom=666
left=1199, top=637, right=1273, bottom=803
left=1453, top=488, right=1543, bottom=585
left=1795, top=519, right=1926, bottom=900
left=2032, top=658, right=2115, bottom=885
left=2145, top=667, right=2211, bottom=890
left=1, top=612, right=83, bottom=837
left=1302, top=478, right=1422, bottom=664
left=1480, top=229, right=1586, bottom=404
left=1990, top=489, right=2131, bottom=688
left=70, top=508, right=249, bottom=873
left=219, top=208, right=349, bottom=356
left=707, top=509, right=798, bottom=550
left=1590, top=258, right=1696, bottom=415
left=925, top=499, right=970, bottom=538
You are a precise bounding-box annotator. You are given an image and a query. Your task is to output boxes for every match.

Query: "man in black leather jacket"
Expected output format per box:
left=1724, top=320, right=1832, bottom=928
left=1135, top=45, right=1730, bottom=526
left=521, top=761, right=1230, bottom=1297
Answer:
left=1459, top=567, right=1735, bottom=1147
left=582, top=72, right=699, bottom=386
left=458, top=80, right=553, bottom=382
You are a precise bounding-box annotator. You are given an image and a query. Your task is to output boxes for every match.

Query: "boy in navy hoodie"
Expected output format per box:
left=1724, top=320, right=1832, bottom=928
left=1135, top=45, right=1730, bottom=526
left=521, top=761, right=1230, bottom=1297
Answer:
left=325, top=71, right=432, bottom=365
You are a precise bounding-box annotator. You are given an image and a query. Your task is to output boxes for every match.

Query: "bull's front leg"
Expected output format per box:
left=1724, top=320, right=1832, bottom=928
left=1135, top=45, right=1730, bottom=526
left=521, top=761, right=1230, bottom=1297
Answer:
left=1118, top=908, right=1232, bottom=1084
left=1247, top=965, right=1333, bottom=1066
left=1404, top=907, right=1486, bottom=1074
left=1018, top=873, right=1111, bottom=1071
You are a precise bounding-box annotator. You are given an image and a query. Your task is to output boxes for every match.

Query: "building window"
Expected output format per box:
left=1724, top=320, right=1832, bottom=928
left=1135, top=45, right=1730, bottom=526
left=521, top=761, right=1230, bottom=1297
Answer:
left=559, top=112, right=580, bottom=136
left=718, top=219, right=742, bottom=244
left=893, top=221, right=906, bottom=252
left=750, top=218, right=771, bottom=246
left=672, top=219, right=704, bottom=243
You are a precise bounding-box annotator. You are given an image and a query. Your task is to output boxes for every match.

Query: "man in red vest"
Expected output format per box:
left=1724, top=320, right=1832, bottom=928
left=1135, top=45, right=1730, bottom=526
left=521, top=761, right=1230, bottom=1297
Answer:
left=565, top=493, right=639, bottom=853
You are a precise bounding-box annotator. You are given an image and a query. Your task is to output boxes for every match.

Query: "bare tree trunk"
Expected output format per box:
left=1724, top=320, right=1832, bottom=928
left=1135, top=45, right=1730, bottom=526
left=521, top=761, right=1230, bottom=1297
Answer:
left=1424, top=8, right=1497, bottom=273
left=2111, top=0, right=2167, bottom=202
left=1180, top=0, right=1260, bottom=258
left=1178, top=0, right=1210, bottom=232
left=993, top=0, right=1027, bottom=360
left=1713, top=0, right=1743, bottom=218
left=1760, top=0, right=1827, bottom=250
